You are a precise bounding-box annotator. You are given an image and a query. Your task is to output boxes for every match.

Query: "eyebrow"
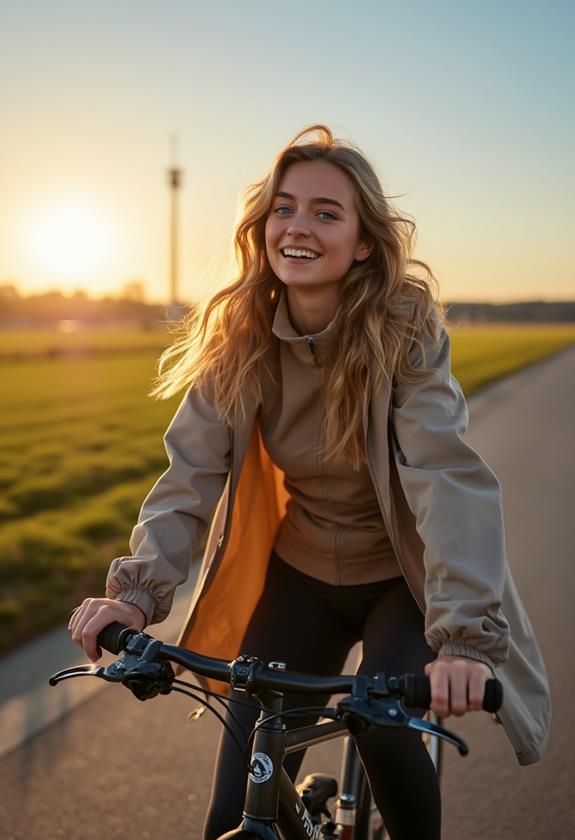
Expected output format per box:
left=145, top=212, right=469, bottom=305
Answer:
left=274, top=191, right=345, bottom=211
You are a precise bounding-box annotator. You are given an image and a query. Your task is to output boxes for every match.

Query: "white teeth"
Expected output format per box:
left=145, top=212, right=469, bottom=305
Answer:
left=281, top=248, right=320, bottom=259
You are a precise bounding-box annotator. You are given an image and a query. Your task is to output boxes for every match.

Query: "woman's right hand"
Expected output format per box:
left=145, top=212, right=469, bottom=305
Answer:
left=68, top=598, right=147, bottom=662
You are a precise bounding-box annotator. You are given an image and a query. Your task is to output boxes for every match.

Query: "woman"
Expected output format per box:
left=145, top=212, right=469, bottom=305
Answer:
left=69, top=125, right=550, bottom=839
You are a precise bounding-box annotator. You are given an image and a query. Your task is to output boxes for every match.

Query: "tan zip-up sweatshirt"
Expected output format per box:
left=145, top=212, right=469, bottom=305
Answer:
left=262, top=292, right=400, bottom=585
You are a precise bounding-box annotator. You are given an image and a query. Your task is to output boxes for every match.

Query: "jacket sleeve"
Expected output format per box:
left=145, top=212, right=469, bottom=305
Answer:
left=391, top=314, right=510, bottom=668
left=105, top=382, right=231, bottom=625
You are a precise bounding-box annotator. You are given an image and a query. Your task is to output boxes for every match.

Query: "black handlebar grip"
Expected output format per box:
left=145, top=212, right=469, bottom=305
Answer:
left=481, top=679, right=503, bottom=713
left=401, top=674, right=431, bottom=709
left=402, top=674, right=503, bottom=713
left=97, top=621, right=135, bottom=655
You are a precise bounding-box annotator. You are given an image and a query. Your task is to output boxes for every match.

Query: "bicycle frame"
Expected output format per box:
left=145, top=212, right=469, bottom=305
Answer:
left=232, top=692, right=442, bottom=839
left=230, top=692, right=351, bottom=839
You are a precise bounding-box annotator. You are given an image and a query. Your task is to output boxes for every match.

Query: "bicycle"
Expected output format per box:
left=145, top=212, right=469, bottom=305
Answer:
left=50, top=623, right=503, bottom=839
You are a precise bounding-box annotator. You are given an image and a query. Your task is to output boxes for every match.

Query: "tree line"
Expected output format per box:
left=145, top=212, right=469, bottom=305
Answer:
left=0, top=286, right=177, bottom=327
left=1, top=285, right=574, bottom=325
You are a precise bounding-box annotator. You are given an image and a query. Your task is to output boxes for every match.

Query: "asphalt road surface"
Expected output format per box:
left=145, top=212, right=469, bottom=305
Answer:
left=2, top=345, right=574, bottom=839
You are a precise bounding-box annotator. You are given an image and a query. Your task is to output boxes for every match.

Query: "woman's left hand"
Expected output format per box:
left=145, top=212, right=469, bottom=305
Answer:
left=424, top=655, right=492, bottom=718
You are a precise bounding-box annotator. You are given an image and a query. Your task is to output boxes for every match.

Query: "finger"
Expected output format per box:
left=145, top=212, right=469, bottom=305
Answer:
left=80, top=611, right=110, bottom=662
left=68, top=604, right=92, bottom=638
left=468, top=667, right=489, bottom=712
left=68, top=599, right=88, bottom=635
left=429, top=662, right=450, bottom=718
left=67, top=605, right=81, bottom=628
left=70, top=599, right=103, bottom=649
left=449, top=660, right=469, bottom=717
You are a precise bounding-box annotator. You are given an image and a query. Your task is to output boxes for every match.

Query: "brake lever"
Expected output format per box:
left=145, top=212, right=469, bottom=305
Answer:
left=49, top=664, right=106, bottom=685
left=49, top=658, right=137, bottom=686
left=337, top=695, right=412, bottom=735
left=336, top=695, right=469, bottom=756
left=406, top=717, right=468, bottom=756
left=49, top=638, right=175, bottom=701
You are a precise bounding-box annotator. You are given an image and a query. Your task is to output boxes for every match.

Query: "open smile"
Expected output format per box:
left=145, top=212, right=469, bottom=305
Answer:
left=280, top=247, right=323, bottom=263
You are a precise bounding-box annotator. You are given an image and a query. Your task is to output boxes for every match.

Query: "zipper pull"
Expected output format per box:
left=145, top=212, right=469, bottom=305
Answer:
left=305, top=336, right=317, bottom=362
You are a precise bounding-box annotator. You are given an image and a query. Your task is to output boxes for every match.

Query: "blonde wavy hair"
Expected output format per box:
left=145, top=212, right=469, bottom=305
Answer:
left=152, top=124, right=444, bottom=468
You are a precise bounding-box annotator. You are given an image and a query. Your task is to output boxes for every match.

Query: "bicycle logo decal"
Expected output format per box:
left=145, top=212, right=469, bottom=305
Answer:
left=249, top=752, right=274, bottom=784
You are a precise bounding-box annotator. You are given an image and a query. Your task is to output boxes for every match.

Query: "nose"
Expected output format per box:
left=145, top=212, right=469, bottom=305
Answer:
left=286, top=214, right=310, bottom=237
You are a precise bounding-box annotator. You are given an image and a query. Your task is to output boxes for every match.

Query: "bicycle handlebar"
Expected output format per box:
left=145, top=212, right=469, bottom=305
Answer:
left=96, top=622, right=503, bottom=713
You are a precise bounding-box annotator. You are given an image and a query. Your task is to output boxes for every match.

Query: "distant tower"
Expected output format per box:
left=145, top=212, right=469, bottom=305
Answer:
left=167, top=134, right=185, bottom=318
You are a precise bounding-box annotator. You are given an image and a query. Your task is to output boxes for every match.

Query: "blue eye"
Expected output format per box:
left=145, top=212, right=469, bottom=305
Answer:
left=272, top=206, right=336, bottom=220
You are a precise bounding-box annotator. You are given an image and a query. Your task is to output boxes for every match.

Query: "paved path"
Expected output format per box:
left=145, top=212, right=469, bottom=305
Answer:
left=1, top=346, right=574, bottom=839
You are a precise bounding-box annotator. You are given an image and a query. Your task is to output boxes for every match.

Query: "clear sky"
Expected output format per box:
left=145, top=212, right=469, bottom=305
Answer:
left=1, top=0, right=573, bottom=304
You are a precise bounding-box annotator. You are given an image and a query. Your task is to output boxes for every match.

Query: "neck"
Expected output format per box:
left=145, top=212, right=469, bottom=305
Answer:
left=285, top=284, right=341, bottom=335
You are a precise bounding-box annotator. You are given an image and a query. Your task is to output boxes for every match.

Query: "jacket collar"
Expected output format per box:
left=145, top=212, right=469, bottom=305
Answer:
left=271, top=290, right=340, bottom=367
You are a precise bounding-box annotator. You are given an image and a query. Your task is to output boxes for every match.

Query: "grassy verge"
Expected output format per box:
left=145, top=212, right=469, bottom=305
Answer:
left=449, top=323, right=575, bottom=393
left=0, top=326, right=171, bottom=359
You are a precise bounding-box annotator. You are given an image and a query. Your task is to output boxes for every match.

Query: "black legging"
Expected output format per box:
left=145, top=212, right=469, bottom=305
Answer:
left=203, top=551, right=441, bottom=840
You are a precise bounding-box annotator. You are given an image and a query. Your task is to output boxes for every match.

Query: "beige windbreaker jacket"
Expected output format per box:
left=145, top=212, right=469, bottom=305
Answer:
left=107, top=310, right=551, bottom=767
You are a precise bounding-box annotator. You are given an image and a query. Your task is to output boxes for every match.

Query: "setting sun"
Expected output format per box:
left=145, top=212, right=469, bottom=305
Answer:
left=25, top=200, right=116, bottom=288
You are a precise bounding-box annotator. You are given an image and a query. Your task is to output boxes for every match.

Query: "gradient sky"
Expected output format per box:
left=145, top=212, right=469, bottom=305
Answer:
left=1, top=0, right=573, bottom=304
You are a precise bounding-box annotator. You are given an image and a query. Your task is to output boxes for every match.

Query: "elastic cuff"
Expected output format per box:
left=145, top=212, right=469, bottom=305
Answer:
left=114, top=588, right=157, bottom=625
left=437, top=643, right=496, bottom=675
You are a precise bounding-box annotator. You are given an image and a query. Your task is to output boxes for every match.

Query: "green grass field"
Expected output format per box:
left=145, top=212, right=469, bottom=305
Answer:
left=0, top=326, right=171, bottom=359
left=1, top=323, right=575, bottom=656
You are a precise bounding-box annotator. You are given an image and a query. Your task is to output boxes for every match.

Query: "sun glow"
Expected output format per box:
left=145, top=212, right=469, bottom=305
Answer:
left=25, top=199, right=116, bottom=289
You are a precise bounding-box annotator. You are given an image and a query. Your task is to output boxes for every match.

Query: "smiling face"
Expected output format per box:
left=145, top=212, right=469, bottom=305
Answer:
left=265, top=159, right=373, bottom=295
